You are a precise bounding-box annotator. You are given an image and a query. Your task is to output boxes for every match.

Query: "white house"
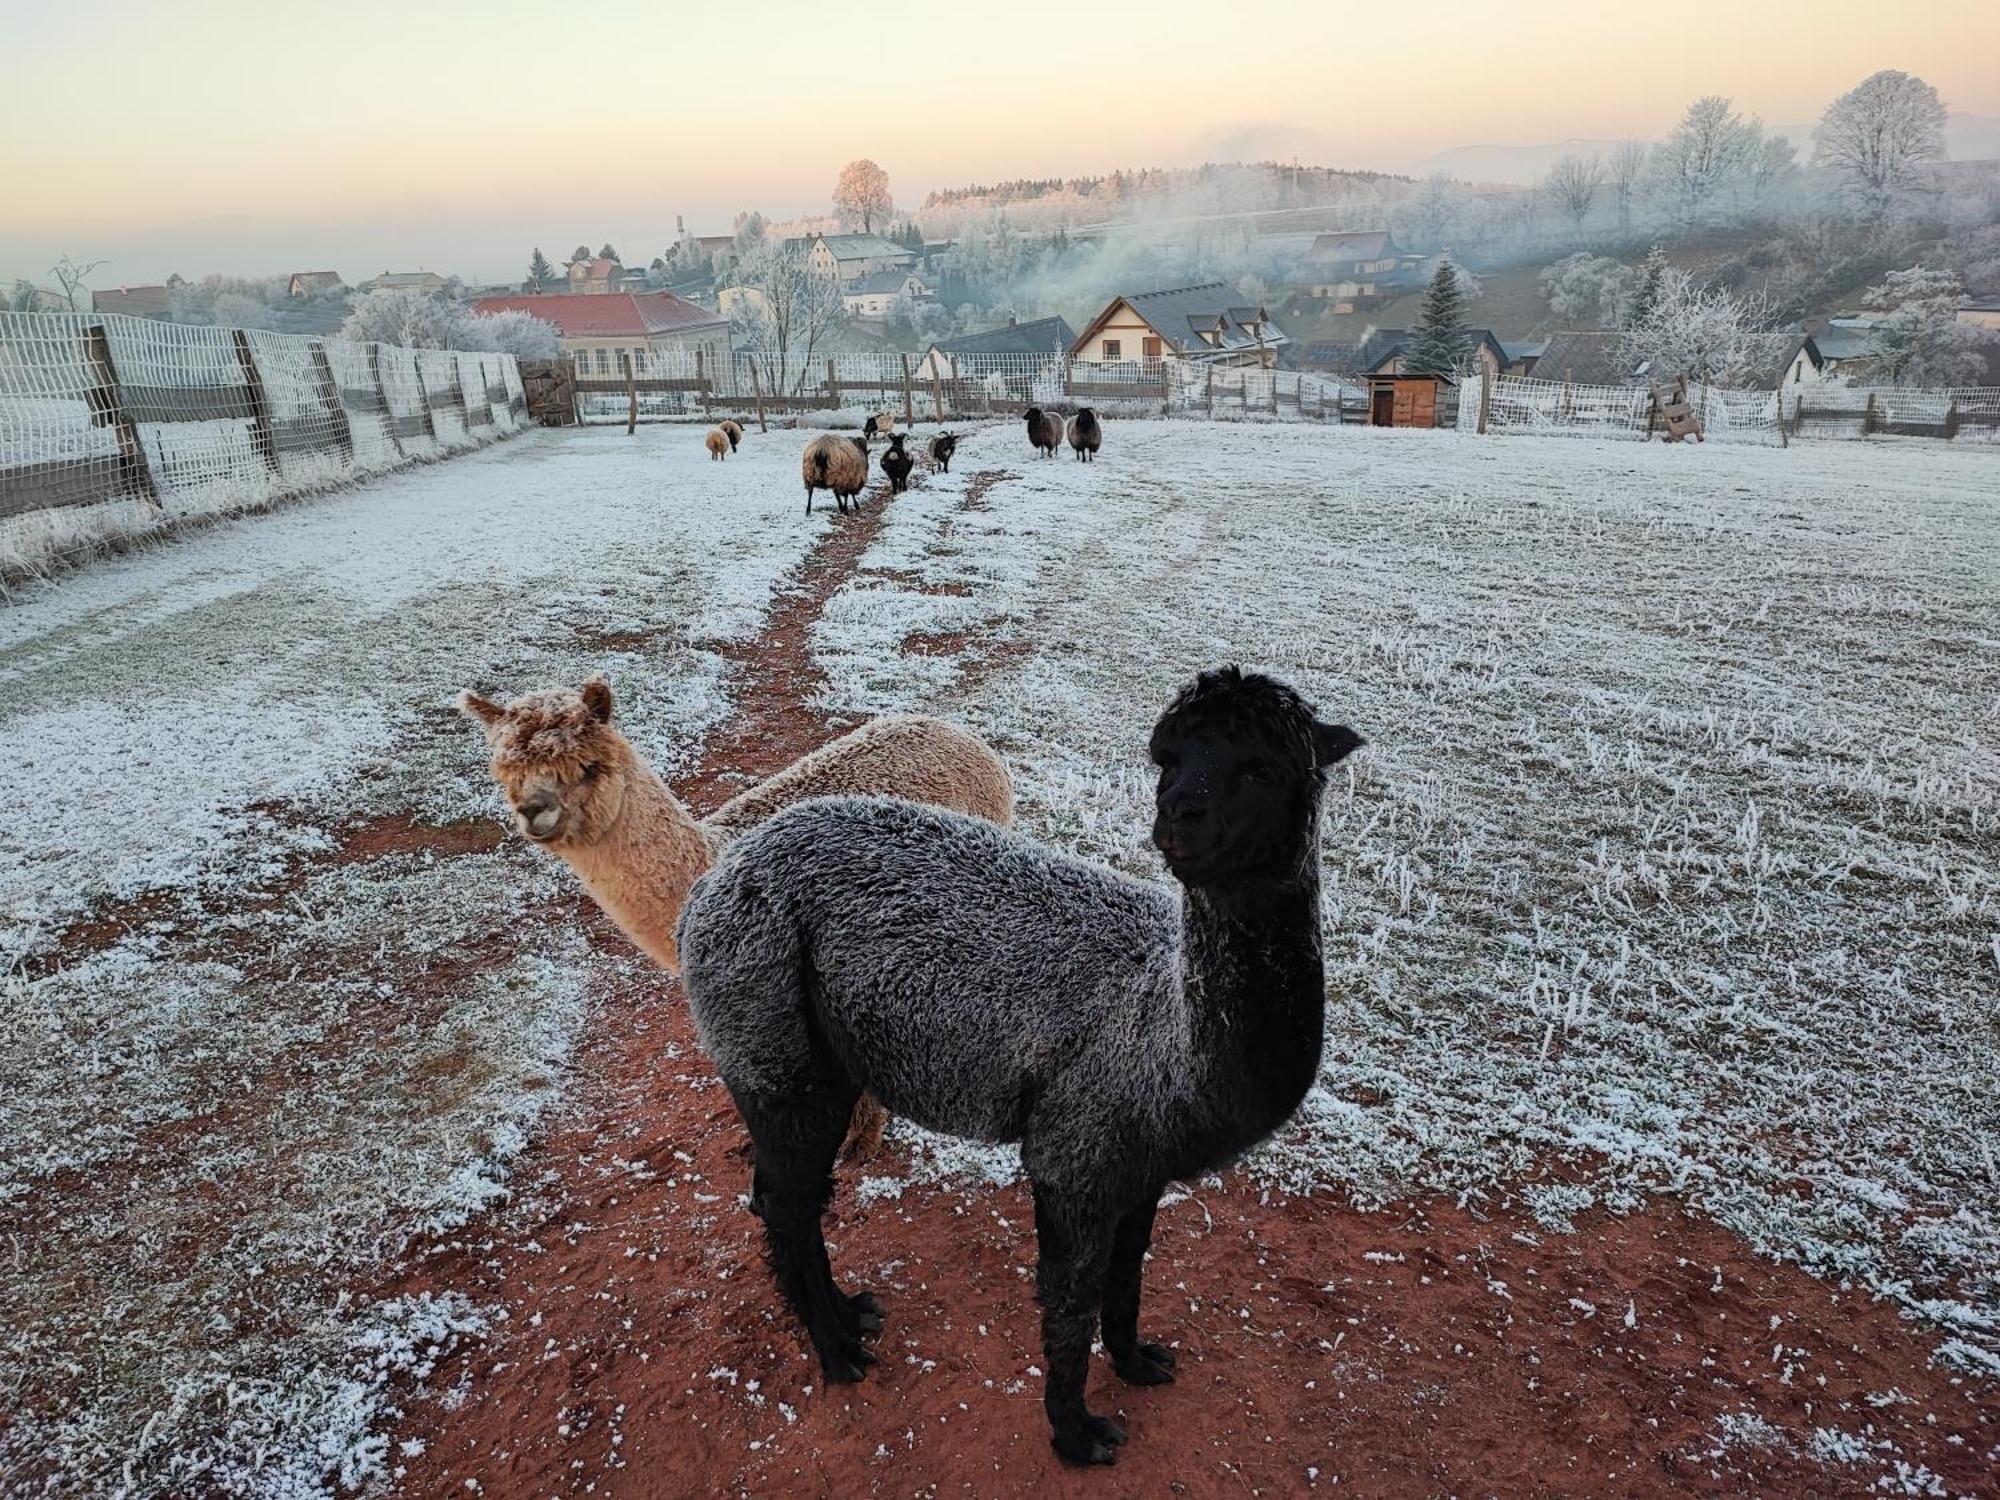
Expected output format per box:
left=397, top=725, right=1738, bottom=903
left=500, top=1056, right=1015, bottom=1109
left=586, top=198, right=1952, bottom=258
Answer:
left=842, top=269, right=929, bottom=319
left=1069, top=283, right=1289, bottom=369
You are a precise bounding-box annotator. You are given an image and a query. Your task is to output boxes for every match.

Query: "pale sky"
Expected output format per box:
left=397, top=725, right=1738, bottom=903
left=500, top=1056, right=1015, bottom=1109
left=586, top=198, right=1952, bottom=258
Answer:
left=4, top=0, right=1997, bottom=285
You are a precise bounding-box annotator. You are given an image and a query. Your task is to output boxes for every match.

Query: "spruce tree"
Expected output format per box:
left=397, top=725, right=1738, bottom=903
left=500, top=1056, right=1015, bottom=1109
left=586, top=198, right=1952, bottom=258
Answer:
left=1625, top=246, right=1668, bottom=329
left=1405, top=262, right=1470, bottom=377
left=528, top=248, right=554, bottom=291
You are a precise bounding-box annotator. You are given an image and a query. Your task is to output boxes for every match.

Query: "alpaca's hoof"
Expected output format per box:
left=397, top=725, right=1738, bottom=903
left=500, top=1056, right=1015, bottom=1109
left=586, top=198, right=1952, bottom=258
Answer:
left=818, top=1334, right=878, bottom=1384
left=1113, top=1340, right=1177, bottom=1386
left=1052, top=1412, right=1126, bottom=1465
left=838, top=1289, right=884, bottom=1337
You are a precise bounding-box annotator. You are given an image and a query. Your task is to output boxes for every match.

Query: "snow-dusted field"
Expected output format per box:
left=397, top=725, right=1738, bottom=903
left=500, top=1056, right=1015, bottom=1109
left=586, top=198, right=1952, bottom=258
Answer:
left=2, top=420, right=1996, bottom=1493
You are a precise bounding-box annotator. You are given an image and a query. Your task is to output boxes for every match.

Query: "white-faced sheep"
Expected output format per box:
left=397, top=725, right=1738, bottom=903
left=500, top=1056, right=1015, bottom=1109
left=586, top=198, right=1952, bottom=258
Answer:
left=676, top=668, right=1364, bottom=1465
left=719, top=418, right=745, bottom=452
left=1066, top=408, right=1101, bottom=462
left=459, top=677, right=1016, bottom=1159
left=1023, top=406, right=1063, bottom=457
left=802, top=434, right=869, bottom=514
left=705, top=427, right=730, bottom=461
left=880, top=432, right=914, bottom=493
left=927, top=432, right=958, bottom=472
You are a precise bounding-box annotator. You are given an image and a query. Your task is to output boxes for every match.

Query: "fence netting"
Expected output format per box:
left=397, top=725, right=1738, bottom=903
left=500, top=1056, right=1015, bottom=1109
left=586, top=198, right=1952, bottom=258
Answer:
left=0, top=311, right=527, bottom=578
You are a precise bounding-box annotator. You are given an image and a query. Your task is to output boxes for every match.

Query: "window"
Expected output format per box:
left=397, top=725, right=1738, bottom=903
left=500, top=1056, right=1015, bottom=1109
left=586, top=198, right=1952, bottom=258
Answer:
left=596, top=348, right=611, bottom=374
left=1142, top=336, right=1162, bottom=359
left=1103, top=339, right=1121, bottom=360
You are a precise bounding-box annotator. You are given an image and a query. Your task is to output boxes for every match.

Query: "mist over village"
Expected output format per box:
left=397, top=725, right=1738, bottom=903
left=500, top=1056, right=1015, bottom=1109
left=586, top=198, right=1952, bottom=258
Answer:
left=3, top=4, right=1998, bottom=1496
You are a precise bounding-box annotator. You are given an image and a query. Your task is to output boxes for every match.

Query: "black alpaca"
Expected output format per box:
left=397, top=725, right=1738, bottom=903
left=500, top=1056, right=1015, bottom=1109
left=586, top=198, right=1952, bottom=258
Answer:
left=1023, top=406, right=1062, bottom=457
left=928, top=431, right=958, bottom=473
left=677, top=668, right=1363, bottom=1465
left=880, top=432, right=914, bottom=492
left=1067, top=407, right=1101, bottom=461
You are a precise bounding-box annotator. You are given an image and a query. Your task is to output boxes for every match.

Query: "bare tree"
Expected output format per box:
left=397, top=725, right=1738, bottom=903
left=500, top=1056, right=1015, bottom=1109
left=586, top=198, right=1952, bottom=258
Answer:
left=1545, top=152, right=1604, bottom=233
left=1814, top=70, right=1949, bottom=217
left=833, top=160, right=893, bottom=235
left=731, top=244, right=847, bottom=393
left=49, top=254, right=107, bottom=313
left=1652, top=96, right=1759, bottom=227
left=1608, top=141, right=1649, bottom=233
left=1619, top=266, right=1788, bottom=386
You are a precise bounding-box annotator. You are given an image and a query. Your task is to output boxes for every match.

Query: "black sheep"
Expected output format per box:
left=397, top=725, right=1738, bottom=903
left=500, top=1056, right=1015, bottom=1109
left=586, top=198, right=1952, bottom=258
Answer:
left=1066, top=408, right=1101, bottom=462
left=1023, top=406, right=1062, bottom=458
left=928, top=432, right=958, bottom=473
left=881, top=432, right=914, bottom=493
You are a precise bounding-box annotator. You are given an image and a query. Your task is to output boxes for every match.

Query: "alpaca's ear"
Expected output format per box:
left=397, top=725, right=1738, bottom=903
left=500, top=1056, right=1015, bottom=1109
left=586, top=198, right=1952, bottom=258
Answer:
left=458, top=690, right=505, bottom=727
left=1313, top=721, right=1363, bottom=767
left=581, top=676, right=614, bottom=723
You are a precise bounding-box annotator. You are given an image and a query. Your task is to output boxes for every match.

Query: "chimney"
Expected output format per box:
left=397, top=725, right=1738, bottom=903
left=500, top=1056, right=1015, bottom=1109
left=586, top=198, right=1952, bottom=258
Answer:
left=1008, top=315, right=1017, bottom=326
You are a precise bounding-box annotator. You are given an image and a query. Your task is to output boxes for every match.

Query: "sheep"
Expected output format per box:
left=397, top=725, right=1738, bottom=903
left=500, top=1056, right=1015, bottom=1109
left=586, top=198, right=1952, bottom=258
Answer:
left=1066, top=408, right=1101, bottom=462
left=927, top=431, right=958, bottom=473
left=861, top=411, right=897, bottom=442
left=676, top=667, right=1364, bottom=1466
left=719, top=418, right=745, bottom=452
left=1023, top=406, right=1062, bottom=457
left=801, top=433, right=869, bottom=515
left=880, top=432, right=914, bottom=493
left=705, top=427, right=730, bottom=461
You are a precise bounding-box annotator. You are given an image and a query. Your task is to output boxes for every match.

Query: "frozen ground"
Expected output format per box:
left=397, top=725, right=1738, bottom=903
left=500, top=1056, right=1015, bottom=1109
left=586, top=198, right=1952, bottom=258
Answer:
left=1, top=420, right=1995, bottom=1494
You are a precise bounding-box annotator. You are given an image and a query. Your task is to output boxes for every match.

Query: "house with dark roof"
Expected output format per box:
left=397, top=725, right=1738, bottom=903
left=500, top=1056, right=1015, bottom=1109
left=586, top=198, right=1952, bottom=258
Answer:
left=842, top=268, right=931, bottom=319
left=1070, top=284, right=1289, bottom=369
left=472, top=291, right=729, bottom=378
left=917, top=316, right=1078, bottom=380
left=288, top=271, right=344, bottom=298
left=1302, top=327, right=1508, bottom=384
left=361, top=271, right=449, bottom=295
left=91, top=284, right=173, bottom=318
left=802, top=233, right=918, bottom=286
left=1297, top=231, right=1431, bottom=310
left=1531, top=330, right=1650, bottom=387
left=1781, top=322, right=1894, bottom=387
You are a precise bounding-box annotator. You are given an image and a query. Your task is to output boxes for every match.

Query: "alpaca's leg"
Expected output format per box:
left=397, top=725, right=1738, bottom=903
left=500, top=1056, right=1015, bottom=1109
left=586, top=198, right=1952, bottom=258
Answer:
left=738, top=1084, right=880, bottom=1381
left=1032, top=1182, right=1125, bottom=1465
left=1102, top=1192, right=1176, bottom=1385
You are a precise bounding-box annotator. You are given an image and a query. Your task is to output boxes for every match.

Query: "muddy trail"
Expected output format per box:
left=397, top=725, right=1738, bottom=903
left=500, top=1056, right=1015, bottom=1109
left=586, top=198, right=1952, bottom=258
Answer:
left=371, top=461, right=1999, bottom=1499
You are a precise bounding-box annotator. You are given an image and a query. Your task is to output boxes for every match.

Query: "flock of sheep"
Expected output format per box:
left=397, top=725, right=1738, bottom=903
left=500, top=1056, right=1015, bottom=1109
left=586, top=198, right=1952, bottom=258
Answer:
left=697, top=407, right=1106, bottom=515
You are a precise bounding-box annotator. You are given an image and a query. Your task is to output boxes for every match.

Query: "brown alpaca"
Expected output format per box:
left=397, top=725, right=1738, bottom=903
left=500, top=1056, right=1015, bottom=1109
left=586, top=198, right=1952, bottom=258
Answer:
left=705, top=427, right=730, bottom=461
left=459, top=676, right=1014, bottom=1157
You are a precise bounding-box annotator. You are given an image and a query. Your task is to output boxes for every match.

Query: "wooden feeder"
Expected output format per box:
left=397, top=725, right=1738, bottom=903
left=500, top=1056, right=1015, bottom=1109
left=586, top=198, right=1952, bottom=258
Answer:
left=1649, top=374, right=1704, bottom=442
left=1367, top=371, right=1453, bottom=429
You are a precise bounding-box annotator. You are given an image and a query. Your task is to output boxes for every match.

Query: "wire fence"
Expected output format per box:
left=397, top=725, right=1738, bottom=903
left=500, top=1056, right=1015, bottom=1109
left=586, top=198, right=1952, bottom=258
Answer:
left=0, top=311, right=528, bottom=580
left=571, top=350, right=1377, bottom=427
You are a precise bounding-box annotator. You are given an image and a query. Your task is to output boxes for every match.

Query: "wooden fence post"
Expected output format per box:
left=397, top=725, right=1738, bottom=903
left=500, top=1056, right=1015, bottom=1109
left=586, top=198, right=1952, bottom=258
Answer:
left=84, top=324, right=160, bottom=506
left=826, top=358, right=839, bottom=412
left=1862, top=391, right=1877, bottom=437
left=901, top=354, right=915, bottom=429
left=412, top=356, right=440, bottom=444
left=1477, top=364, right=1492, bottom=434
left=1774, top=388, right=1787, bottom=448
left=928, top=357, right=946, bottom=423
left=695, top=348, right=710, bottom=419
left=1943, top=398, right=1958, bottom=441
left=231, top=329, right=280, bottom=474
left=748, top=359, right=768, bottom=433
left=309, top=339, right=354, bottom=462
left=367, top=344, right=405, bottom=459
left=624, top=352, right=637, bottom=435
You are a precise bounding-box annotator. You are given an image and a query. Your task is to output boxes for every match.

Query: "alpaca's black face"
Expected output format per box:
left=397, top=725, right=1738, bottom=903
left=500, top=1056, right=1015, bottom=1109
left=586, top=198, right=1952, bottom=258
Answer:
left=1149, top=669, right=1362, bottom=886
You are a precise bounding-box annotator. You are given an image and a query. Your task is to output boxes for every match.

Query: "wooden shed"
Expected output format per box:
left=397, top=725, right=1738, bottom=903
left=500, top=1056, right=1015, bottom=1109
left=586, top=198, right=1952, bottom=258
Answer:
left=1367, top=371, right=1452, bottom=428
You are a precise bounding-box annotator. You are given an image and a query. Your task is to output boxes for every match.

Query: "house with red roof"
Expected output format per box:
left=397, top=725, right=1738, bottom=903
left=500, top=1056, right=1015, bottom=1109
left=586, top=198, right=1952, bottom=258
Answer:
left=472, top=291, right=730, bottom=379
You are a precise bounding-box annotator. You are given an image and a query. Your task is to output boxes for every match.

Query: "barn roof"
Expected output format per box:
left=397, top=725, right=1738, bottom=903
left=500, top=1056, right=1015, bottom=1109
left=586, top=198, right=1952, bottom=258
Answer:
left=1532, top=330, right=1646, bottom=386
left=1305, top=231, right=1397, bottom=263
left=938, top=316, right=1078, bottom=357
left=814, top=233, right=914, bottom=260
left=471, top=291, right=728, bottom=337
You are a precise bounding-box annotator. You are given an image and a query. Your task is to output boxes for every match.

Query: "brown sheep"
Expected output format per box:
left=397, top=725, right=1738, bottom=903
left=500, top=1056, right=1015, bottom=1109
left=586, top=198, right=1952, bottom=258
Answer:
left=705, top=427, right=730, bottom=461
left=802, top=433, right=870, bottom=514
left=719, top=419, right=744, bottom=452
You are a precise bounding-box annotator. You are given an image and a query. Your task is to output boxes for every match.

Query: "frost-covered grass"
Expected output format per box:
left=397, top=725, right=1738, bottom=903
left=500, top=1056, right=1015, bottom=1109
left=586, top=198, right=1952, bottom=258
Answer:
left=0, top=426, right=834, bottom=1495
left=2, top=419, right=1995, bottom=1493
left=812, top=421, right=2000, bottom=1380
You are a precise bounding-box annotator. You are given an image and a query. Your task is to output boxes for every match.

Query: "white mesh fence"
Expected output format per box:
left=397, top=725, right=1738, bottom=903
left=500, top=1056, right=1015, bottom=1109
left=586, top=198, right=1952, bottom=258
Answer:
left=0, top=311, right=525, bottom=578
left=1780, top=385, right=2000, bottom=443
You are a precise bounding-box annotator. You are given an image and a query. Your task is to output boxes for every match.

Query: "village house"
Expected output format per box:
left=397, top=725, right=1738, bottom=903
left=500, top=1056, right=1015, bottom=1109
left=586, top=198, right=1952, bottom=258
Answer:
left=360, top=271, right=449, bottom=295
left=91, top=284, right=173, bottom=317
left=472, top=290, right=730, bottom=378
left=1528, top=330, right=1652, bottom=387
left=287, top=271, right=344, bottom=298
left=917, top=314, right=1078, bottom=381
left=798, top=233, right=919, bottom=286
left=1070, top=284, right=1289, bottom=369
left=1957, top=301, right=2000, bottom=332
left=1781, top=322, right=1893, bottom=386
left=564, top=256, right=649, bottom=295
left=842, top=269, right=931, bottom=320
left=1297, top=231, right=1432, bottom=311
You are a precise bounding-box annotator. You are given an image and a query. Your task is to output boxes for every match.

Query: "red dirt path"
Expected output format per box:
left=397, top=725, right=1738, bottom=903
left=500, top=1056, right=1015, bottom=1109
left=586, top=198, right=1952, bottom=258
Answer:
left=379, top=466, right=1998, bottom=1499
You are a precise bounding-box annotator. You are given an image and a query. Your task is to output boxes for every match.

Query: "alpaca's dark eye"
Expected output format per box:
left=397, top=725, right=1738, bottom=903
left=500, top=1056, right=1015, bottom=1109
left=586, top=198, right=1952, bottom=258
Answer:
left=580, top=762, right=601, bottom=781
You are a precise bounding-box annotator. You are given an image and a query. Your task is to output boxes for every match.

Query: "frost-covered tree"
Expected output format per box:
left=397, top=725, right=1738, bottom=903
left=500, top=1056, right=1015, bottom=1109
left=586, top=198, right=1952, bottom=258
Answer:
left=6, top=279, right=40, bottom=311
left=1401, top=175, right=1463, bottom=251
left=527, top=249, right=555, bottom=291
left=212, top=291, right=278, bottom=330
left=1742, top=134, right=1799, bottom=216
left=1624, top=246, right=1669, bottom=328
left=1608, top=140, right=1649, bottom=234
left=1404, top=261, right=1471, bottom=377
left=1545, top=152, right=1603, bottom=232
left=1814, top=70, right=1949, bottom=218
left=833, top=160, right=893, bottom=234
left=49, top=254, right=106, bottom=313
left=1652, top=95, right=1760, bottom=226
left=342, top=288, right=461, bottom=348
left=732, top=210, right=768, bottom=256
left=1540, top=253, right=1634, bottom=328
left=1619, top=268, right=1787, bottom=386
left=730, top=243, right=847, bottom=392
left=459, top=309, right=563, bottom=359
left=1858, top=266, right=1988, bottom=386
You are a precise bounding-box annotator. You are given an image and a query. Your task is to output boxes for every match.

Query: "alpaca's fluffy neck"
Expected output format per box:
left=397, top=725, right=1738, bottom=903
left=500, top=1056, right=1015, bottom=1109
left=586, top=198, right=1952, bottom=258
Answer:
left=557, top=760, right=713, bottom=972
left=1170, top=857, right=1326, bottom=1168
